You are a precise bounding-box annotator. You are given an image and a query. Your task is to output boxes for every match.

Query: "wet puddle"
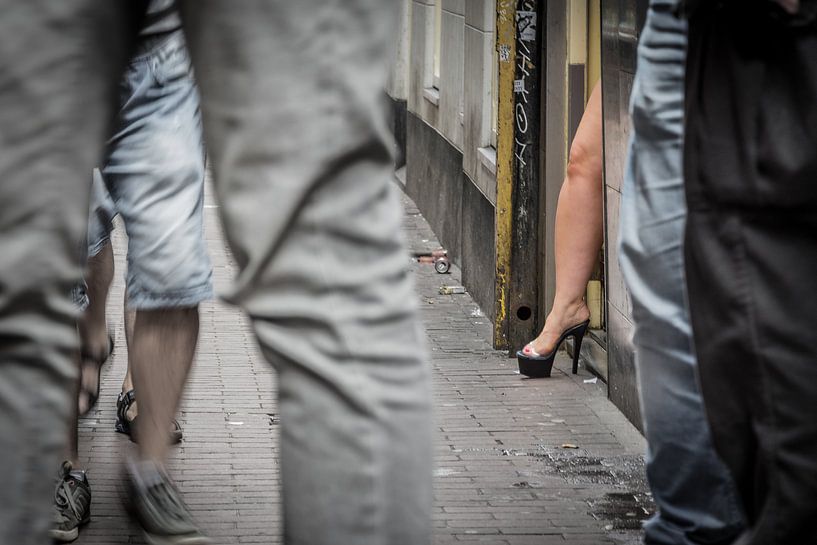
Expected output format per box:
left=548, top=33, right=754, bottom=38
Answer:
left=542, top=449, right=654, bottom=530
left=465, top=445, right=655, bottom=531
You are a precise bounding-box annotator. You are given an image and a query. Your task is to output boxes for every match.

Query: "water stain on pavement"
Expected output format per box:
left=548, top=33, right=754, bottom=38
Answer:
left=541, top=449, right=654, bottom=530
left=591, top=492, right=653, bottom=531
left=480, top=446, right=654, bottom=531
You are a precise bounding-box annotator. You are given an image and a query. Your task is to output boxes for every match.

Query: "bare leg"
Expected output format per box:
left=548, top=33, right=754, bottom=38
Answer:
left=527, top=83, right=603, bottom=355
left=77, top=241, right=115, bottom=414
left=130, top=307, right=199, bottom=462
left=66, top=351, right=82, bottom=467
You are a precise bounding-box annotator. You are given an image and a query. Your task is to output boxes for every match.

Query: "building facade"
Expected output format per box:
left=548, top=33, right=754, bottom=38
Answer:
left=387, top=0, right=648, bottom=429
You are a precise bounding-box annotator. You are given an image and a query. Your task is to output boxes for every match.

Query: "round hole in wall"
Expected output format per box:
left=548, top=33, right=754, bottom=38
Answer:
left=516, top=306, right=532, bottom=321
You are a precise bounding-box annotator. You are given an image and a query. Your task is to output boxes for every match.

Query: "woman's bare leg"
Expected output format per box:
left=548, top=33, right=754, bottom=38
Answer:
left=526, top=82, right=603, bottom=356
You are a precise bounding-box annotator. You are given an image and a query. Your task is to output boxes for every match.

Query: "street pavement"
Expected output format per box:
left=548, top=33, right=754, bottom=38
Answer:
left=73, top=183, right=651, bottom=544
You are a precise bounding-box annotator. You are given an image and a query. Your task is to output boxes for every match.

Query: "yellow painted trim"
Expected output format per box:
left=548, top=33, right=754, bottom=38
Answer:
left=587, top=0, right=602, bottom=98
left=568, top=0, right=588, bottom=65
left=586, top=280, right=602, bottom=329
left=493, top=0, right=516, bottom=350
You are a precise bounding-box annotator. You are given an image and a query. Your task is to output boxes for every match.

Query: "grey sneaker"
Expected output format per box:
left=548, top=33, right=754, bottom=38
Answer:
left=50, top=461, right=91, bottom=542
left=125, top=460, right=212, bottom=545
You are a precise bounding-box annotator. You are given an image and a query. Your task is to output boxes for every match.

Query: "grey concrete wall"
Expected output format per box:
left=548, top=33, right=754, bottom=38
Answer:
left=406, top=112, right=496, bottom=318
left=600, top=0, right=647, bottom=431
left=406, top=111, right=464, bottom=263
left=387, top=2, right=411, bottom=167
left=397, top=0, right=499, bottom=318
left=387, top=0, right=412, bottom=101
left=463, top=0, right=498, bottom=201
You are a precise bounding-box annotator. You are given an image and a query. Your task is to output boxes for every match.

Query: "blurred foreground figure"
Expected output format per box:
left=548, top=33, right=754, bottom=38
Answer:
left=53, top=4, right=212, bottom=541
left=618, top=1, right=746, bottom=543
left=683, top=1, right=817, bottom=543
left=0, top=1, right=431, bottom=544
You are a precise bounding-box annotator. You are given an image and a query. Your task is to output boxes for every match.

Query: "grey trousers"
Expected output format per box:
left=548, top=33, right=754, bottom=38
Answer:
left=0, top=2, right=432, bottom=545
left=618, top=3, right=745, bottom=544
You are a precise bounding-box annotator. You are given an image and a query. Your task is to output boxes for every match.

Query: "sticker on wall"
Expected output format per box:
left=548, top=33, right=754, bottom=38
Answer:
left=499, top=44, right=512, bottom=63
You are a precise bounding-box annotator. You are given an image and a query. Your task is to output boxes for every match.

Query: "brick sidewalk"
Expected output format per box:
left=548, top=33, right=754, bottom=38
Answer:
left=74, top=185, right=651, bottom=544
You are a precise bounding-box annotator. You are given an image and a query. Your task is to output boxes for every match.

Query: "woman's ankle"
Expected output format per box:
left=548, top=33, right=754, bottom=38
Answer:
left=548, top=300, right=589, bottom=327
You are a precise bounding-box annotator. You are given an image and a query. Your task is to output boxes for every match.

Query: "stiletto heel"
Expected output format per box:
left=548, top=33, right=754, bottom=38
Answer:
left=516, top=320, right=590, bottom=378
left=571, top=322, right=587, bottom=375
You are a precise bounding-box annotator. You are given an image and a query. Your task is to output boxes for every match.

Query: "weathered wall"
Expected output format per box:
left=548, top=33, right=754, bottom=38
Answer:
left=600, top=0, right=648, bottom=430
left=387, top=0, right=411, bottom=166
left=394, top=0, right=498, bottom=318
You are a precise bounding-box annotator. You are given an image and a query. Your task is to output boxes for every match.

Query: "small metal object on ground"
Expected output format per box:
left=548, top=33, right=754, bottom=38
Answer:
left=439, top=286, right=466, bottom=295
left=414, top=248, right=450, bottom=274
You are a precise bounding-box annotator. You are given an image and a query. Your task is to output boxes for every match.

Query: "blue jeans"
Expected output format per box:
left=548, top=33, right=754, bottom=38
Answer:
left=88, top=31, right=212, bottom=309
left=618, top=3, right=745, bottom=544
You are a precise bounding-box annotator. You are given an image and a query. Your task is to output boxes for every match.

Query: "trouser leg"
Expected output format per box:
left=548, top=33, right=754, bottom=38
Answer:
left=620, top=142, right=744, bottom=545
left=685, top=210, right=817, bottom=545
left=0, top=3, right=132, bottom=544
left=618, top=5, right=744, bottom=543
left=684, top=4, right=817, bottom=542
left=179, top=2, right=432, bottom=544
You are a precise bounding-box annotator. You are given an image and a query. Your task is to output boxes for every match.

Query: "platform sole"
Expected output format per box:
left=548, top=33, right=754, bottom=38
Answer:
left=517, top=352, right=555, bottom=378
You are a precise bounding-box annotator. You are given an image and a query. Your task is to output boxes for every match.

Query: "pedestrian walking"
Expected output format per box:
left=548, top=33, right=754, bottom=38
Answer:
left=683, top=1, right=817, bottom=543
left=618, top=1, right=747, bottom=543
left=52, top=2, right=212, bottom=540
left=0, top=1, right=432, bottom=545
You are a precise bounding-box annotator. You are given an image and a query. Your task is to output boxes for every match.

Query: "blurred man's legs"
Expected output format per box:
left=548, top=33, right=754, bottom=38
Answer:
left=82, top=174, right=199, bottom=446
left=54, top=26, right=209, bottom=543
left=2, top=2, right=431, bottom=543
left=619, top=3, right=744, bottom=544
left=86, top=31, right=211, bottom=544
left=0, top=3, right=132, bottom=544
left=181, top=1, right=433, bottom=543
left=684, top=5, right=817, bottom=543
left=103, top=31, right=210, bottom=458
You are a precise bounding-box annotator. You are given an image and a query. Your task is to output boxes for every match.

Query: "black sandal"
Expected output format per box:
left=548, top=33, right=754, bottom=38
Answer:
left=516, top=320, right=590, bottom=378
left=77, top=334, right=114, bottom=416
left=115, top=389, right=183, bottom=444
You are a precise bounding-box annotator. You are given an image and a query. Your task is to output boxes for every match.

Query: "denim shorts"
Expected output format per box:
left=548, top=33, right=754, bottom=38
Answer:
left=86, top=31, right=212, bottom=310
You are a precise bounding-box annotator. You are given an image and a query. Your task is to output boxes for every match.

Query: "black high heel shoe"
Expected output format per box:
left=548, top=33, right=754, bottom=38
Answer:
left=516, top=320, right=590, bottom=378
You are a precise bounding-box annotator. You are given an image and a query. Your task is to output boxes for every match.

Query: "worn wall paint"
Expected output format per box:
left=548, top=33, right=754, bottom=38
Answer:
left=493, top=0, right=516, bottom=349
left=507, top=0, right=542, bottom=352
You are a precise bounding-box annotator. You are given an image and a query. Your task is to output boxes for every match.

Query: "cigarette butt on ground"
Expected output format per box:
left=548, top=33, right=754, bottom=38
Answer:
left=440, top=286, right=466, bottom=295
